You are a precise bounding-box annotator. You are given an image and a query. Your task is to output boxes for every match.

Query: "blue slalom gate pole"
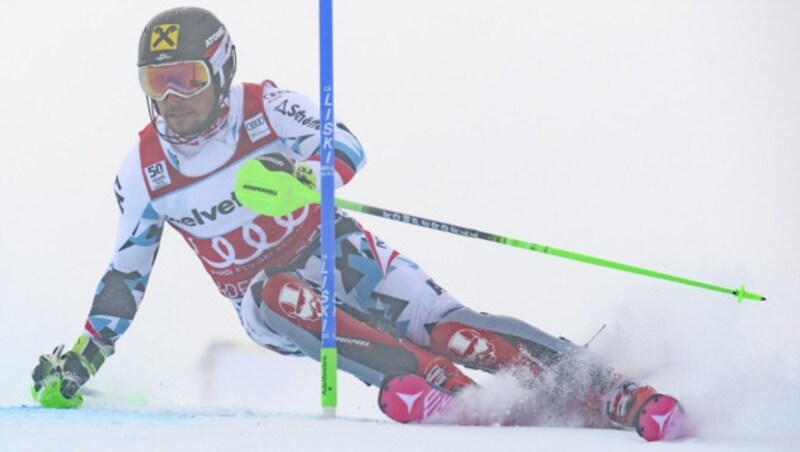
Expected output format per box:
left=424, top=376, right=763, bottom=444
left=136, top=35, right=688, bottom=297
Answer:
left=318, top=0, right=338, bottom=418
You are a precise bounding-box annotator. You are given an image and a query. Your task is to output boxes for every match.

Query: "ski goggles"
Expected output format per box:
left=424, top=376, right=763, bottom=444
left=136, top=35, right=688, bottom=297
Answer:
left=138, top=61, right=212, bottom=101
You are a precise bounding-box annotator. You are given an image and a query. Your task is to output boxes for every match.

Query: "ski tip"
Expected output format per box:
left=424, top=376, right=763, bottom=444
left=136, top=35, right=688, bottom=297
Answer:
left=635, top=394, right=687, bottom=442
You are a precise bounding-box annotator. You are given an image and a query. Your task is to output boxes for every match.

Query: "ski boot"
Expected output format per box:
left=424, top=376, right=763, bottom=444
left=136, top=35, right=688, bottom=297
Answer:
left=606, top=381, right=687, bottom=441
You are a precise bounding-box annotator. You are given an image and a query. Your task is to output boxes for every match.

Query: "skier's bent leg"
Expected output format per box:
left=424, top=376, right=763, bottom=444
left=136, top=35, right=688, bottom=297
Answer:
left=244, top=271, right=473, bottom=391
left=428, top=308, right=682, bottom=433
left=429, top=308, right=621, bottom=426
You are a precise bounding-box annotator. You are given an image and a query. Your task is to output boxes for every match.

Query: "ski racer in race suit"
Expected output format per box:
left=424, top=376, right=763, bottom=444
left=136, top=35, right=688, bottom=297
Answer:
left=31, top=7, right=680, bottom=438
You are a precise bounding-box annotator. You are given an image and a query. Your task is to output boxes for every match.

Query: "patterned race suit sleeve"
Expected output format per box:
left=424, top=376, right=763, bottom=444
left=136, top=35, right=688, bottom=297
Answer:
left=262, top=83, right=366, bottom=186
left=70, top=145, right=165, bottom=378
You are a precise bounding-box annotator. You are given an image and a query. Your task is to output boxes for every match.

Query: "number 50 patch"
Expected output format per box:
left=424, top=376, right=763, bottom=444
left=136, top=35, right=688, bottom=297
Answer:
left=145, top=161, right=172, bottom=190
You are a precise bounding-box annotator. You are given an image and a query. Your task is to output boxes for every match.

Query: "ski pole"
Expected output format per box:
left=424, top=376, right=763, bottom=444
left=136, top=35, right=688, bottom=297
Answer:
left=234, top=160, right=767, bottom=303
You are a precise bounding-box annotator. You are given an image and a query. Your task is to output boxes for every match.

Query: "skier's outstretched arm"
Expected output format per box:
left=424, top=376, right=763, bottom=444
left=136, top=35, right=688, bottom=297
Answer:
left=32, top=146, right=164, bottom=405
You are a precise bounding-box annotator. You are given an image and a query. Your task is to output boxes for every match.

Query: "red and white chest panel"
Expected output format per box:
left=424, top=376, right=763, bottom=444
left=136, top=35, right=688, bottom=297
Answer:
left=138, top=82, right=320, bottom=299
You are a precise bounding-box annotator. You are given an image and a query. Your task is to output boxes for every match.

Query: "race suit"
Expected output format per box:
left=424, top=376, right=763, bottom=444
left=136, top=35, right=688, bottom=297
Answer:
left=75, top=80, right=465, bottom=380
left=74, top=79, right=595, bottom=401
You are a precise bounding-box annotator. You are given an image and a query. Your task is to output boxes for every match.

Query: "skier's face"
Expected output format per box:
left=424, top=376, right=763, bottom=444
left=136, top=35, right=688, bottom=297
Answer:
left=155, top=84, right=217, bottom=136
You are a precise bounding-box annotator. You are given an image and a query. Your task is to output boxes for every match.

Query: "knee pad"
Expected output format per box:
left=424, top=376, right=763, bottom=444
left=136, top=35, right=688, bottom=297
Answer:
left=261, top=272, right=324, bottom=333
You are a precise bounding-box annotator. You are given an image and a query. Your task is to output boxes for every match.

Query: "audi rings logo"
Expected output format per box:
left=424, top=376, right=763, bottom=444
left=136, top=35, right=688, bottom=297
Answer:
left=187, top=208, right=309, bottom=269
left=278, top=282, right=321, bottom=322
left=447, top=329, right=497, bottom=366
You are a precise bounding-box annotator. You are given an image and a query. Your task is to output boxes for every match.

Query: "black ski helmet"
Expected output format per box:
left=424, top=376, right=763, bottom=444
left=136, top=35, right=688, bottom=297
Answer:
left=138, top=7, right=237, bottom=143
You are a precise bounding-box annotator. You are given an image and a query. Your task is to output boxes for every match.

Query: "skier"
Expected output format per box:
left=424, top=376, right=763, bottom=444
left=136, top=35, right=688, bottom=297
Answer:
left=31, top=7, right=684, bottom=441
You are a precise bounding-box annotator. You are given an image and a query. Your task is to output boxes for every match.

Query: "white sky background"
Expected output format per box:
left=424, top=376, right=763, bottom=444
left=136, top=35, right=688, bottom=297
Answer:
left=0, top=0, right=799, bottom=440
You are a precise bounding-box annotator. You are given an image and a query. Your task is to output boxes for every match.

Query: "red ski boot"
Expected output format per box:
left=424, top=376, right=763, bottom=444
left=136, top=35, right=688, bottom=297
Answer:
left=606, top=382, right=687, bottom=441
left=379, top=345, right=475, bottom=424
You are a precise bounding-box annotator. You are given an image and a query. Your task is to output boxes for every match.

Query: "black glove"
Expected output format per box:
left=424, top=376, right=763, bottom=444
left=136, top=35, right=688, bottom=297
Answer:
left=257, top=153, right=317, bottom=190
left=32, top=345, right=91, bottom=400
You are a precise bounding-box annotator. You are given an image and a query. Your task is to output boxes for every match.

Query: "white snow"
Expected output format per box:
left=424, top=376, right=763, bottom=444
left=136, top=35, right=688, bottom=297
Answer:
left=1, top=1, right=798, bottom=451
